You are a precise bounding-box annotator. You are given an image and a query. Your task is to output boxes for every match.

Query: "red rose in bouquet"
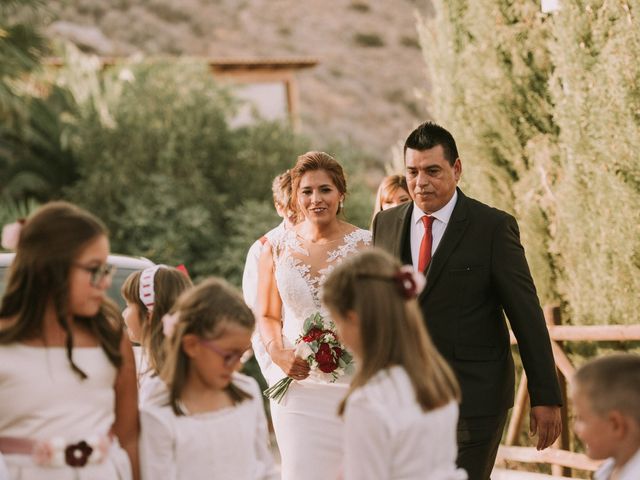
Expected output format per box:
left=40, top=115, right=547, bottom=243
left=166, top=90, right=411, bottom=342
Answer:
left=302, top=327, right=326, bottom=343
left=264, top=312, right=354, bottom=403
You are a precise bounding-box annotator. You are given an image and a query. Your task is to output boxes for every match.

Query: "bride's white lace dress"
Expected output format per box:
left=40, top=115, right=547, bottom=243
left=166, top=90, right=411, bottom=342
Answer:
left=264, top=226, right=370, bottom=480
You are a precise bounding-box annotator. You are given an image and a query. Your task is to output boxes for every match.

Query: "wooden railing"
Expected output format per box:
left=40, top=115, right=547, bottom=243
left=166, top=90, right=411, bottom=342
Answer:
left=493, top=306, right=640, bottom=479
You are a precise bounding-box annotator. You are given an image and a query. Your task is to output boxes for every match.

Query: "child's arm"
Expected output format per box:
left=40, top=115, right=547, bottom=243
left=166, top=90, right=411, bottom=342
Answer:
left=113, top=334, right=140, bottom=480
left=139, top=408, right=176, bottom=480
left=343, top=397, right=391, bottom=480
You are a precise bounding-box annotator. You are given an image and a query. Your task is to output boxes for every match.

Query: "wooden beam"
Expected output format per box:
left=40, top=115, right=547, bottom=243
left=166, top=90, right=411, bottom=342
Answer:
left=505, top=373, right=528, bottom=446
left=492, top=468, right=573, bottom=480
left=284, top=76, right=299, bottom=131
left=496, top=446, right=602, bottom=471
left=510, top=325, right=640, bottom=344
left=548, top=324, right=640, bottom=341
left=550, top=341, right=575, bottom=379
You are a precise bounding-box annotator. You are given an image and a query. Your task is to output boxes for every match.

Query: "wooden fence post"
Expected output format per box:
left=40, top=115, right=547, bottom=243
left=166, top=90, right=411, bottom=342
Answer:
left=505, top=373, right=528, bottom=446
left=544, top=305, right=571, bottom=477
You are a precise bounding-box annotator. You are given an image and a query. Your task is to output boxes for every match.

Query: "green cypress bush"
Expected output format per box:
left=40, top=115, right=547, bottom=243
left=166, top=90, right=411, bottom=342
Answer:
left=549, top=0, right=640, bottom=325
left=418, top=0, right=560, bottom=305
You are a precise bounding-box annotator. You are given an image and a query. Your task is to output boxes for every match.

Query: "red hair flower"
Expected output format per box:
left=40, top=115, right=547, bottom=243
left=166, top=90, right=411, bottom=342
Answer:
left=394, top=265, right=426, bottom=299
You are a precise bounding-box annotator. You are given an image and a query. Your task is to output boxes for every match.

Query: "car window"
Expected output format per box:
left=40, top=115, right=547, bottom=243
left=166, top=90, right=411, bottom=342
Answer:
left=108, top=267, right=141, bottom=310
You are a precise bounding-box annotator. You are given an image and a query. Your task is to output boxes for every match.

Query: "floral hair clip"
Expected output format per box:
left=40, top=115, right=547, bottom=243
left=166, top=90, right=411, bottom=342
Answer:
left=1, top=219, right=26, bottom=251
left=162, top=312, right=180, bottom=338
left=393, top=265, right=426, bottom=299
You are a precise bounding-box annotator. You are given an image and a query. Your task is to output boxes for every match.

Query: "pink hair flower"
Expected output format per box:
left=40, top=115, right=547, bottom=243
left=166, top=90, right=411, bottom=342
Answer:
left=162, top=312, right=180, bottom=338
left=1, top=220, right=25, bottom=251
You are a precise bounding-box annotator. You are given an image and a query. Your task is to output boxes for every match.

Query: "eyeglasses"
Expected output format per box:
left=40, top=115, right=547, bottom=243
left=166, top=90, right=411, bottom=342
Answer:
left=198, top=339, right=248, bottom=368
left=74, top=262, right=117, bottom=287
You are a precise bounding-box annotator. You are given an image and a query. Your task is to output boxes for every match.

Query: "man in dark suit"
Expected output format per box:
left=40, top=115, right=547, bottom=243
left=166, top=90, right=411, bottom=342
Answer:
left=372, top=122, right=562, bottom=480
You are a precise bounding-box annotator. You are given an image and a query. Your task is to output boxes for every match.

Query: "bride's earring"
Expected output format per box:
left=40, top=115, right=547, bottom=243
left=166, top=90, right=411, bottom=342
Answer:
left=339, top=200, right=344, bottom=210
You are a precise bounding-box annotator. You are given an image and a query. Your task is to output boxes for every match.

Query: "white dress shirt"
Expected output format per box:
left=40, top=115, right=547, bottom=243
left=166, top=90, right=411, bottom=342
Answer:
left=343, top=366, right=467, bottom=480
left=595, top=448, right=640, bottom=480
left=410, top=190, right=458, bottom=269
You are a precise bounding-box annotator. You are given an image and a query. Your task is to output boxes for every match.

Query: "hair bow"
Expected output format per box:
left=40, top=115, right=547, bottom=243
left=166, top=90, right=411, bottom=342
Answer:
left=162, top=312, right=180, bottom=338
left=1, top=220, right=25, bottom=251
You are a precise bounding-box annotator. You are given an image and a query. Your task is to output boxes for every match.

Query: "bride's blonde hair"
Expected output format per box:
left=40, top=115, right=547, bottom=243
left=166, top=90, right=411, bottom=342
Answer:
left=322, top=248, right=460, bottom=415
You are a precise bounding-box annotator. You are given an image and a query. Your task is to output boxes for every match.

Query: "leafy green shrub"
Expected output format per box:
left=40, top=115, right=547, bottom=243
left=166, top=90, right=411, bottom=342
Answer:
left=4, top=46, right=376, bottom=287
left=56, top=57, right=306, bottom=282
left=549, top=1, right=640, bottom=326
left=418, top=0, right=559, bottom=305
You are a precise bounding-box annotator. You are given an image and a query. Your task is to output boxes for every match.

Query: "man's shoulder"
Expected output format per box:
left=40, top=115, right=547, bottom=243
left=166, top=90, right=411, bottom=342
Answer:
left=372, top=202, right=411, bottom=245
left=375, top=201, right=412, bottom=224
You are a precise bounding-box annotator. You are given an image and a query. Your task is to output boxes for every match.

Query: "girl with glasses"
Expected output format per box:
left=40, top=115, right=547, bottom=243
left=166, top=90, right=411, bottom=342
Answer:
left=0, top=201, right=139, bottom=479
left=139, top=278, right=278, bottom=480
left=120, top=266, right=192, bottom=407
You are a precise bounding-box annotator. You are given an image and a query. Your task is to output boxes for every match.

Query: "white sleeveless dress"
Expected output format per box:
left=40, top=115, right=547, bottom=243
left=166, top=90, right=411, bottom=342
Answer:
left=0, top=344, right=132, bottom=479
left=265, top=227, right=371, bottom=480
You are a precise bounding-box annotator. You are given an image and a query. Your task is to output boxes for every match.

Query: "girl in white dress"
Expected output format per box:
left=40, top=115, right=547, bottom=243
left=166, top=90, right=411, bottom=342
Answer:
left=139, top=278, right=278, bottom=480
left=0, top=201, right=139, bottom=479
left=120, top=266, right=192, bottom=406
left=322, top=248, right=467, bottom=480
left=258, top=151, right=371, bottom=480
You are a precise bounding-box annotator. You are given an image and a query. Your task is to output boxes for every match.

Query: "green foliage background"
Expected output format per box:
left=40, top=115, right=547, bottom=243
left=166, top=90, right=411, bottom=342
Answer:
left=1, top=42, right=375, bottom=286
left=419, top=0, right=640, bottom=327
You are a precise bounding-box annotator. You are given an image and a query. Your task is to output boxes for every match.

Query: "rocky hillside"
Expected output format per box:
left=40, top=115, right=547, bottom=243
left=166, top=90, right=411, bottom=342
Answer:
left=47, top=0, right=434, bottom=163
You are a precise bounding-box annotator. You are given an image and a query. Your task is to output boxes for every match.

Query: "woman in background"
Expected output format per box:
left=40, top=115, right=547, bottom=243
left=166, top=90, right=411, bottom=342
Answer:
left=371, top=174, right=410, bottom=224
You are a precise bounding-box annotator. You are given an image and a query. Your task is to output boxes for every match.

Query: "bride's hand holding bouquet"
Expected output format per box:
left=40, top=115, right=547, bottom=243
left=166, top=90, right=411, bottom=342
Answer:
left=264, top=312, right=354, bottom=403
left=266, top=338, right=310, bottom=381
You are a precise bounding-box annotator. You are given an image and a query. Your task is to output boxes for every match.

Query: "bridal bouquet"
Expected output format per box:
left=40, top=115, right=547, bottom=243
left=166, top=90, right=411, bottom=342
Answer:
left=264, top=312, right=353, bottom=404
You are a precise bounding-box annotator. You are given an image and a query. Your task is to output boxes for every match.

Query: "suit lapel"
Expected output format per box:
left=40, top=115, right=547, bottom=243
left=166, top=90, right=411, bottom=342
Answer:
left=421, top=189, right=469, bottom=299
left=390, top=202, right=413, bottom=262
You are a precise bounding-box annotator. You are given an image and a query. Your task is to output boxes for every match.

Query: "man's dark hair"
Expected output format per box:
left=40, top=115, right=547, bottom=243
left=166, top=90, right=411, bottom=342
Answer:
left=404, top=121, right=459, bottom=166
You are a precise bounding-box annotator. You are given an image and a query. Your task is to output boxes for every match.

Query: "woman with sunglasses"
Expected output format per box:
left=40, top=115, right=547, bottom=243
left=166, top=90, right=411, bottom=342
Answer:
left=0, top=201, right=139, bottom=479
left=139, top=278, right=278, bottom=480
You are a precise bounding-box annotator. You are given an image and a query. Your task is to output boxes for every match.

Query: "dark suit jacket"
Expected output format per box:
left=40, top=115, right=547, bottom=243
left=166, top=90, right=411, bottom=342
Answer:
left=372, top=188, right=562, bottom=417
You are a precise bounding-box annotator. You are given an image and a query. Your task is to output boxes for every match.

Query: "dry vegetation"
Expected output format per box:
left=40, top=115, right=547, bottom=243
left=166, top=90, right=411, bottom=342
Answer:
left=47, top=0, right=434, bottom=162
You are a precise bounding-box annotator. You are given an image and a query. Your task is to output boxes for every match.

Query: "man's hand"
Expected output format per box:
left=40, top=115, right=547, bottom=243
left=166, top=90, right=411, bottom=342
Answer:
left=529, top=405, right=562, bottom=450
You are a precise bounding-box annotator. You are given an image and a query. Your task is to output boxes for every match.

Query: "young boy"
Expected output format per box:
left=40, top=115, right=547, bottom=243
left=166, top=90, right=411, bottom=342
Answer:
left=571, top=353, right=640, bottom=480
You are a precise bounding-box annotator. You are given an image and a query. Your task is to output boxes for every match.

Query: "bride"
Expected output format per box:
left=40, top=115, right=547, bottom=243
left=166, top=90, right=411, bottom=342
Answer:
left=257, top=151, right=371, bottom=480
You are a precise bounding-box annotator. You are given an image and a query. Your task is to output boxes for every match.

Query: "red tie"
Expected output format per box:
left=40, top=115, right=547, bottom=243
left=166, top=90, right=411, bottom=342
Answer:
left=418, top=215, right=434, bottom=272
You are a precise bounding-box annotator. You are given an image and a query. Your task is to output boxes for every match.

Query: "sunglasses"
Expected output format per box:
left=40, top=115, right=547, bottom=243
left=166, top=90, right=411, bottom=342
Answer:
left=74, top=262, right=117, bottom=287
left=199, top=339, right=249, bottom=368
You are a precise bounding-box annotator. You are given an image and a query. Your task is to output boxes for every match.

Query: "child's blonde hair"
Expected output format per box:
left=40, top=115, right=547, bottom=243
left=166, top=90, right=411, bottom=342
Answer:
left=373, top=174, right=409, bottom=214
left=322, top=248, right=460, bottom=415
left=573, top=353, right=640, bottom=425
left=121, top=266, right=192, bottom=375
left=160, top=277, right=255, bottom=415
